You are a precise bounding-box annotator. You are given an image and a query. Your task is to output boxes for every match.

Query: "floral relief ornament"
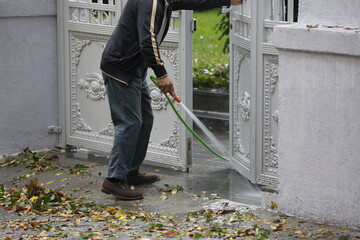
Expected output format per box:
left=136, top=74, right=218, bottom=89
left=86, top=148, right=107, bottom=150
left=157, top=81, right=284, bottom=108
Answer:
left=237, top=91, right=250, bottom=121
left=269, top=62, right=279, bottom=93
left=78, top=73, right=106, bottom=100
left=73, top=38, right=91, bottom=65
left=76, top=103, right=92, bottom=132
left=100, top=122, right=114, bottom=136
left=149, top=82, right=168, bottom=111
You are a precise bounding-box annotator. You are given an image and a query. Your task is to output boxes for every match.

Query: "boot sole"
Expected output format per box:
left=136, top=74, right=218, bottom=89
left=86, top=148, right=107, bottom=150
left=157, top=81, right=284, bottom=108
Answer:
left=101, top=188, right=143, bottom=201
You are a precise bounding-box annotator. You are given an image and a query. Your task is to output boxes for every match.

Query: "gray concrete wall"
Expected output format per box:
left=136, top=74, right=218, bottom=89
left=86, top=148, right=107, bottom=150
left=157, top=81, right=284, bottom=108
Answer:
left=273, top=0, right=360, bottom=228
left=299, top=0, right=360, bottom=27
left=0, top=0, right=58, bottom=155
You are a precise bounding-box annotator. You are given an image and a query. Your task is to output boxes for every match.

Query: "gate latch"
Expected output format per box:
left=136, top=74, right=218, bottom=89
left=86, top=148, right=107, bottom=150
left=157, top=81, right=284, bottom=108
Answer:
left=190, top=18, right=197, bottom=33
left=48, top=126, right=62, bottom=134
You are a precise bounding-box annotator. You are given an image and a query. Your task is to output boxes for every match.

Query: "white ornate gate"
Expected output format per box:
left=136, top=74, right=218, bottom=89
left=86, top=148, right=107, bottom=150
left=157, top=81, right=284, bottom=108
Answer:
left=229, top=0, right=297, bottom=184
left=57, top=0, right=193, bottom=170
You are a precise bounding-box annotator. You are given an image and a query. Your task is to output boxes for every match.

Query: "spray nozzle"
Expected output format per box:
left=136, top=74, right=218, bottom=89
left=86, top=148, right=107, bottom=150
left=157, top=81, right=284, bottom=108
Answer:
left=170, top=93, right=181, bottom=103
left=150, top=76, right=182, bottom=103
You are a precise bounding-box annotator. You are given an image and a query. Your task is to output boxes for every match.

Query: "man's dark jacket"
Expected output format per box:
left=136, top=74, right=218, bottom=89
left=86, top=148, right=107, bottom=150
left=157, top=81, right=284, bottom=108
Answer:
left=100, top=0, right=231, bottom=85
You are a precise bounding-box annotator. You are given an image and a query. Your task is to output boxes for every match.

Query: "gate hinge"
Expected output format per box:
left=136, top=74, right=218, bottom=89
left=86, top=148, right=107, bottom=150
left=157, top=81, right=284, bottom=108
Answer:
left=48, top=126, right=62, bottom=134
left=186, top=137, right=192, bottom=167
left=190, top=18, right=197, bottom=33
left=222, top=6, right=231, bottom=16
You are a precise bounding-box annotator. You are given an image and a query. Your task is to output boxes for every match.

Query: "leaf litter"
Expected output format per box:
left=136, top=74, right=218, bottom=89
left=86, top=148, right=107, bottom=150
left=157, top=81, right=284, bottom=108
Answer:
left=1, top=152, right=360, bottom=239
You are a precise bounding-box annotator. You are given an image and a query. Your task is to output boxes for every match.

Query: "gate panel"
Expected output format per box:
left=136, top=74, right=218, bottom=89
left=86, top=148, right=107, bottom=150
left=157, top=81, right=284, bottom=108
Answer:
left=58, top=0, right=193, bottom=170
left=230, top=0, right=295, bottom=184
left=231, top=45, right=252, bottom=180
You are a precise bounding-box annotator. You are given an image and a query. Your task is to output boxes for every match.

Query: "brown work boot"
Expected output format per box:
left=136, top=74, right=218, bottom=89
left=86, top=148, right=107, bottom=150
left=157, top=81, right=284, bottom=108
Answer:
left=127, top=172, right=160, bottom=186
left=101, top=178, right=143, bottom=200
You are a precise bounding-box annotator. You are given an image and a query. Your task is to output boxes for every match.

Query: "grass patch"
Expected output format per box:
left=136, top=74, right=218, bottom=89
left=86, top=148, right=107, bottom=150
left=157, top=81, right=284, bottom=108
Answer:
left=192, top=9, right=230, bottom=91
left=193, top=9, right=228, bottom=64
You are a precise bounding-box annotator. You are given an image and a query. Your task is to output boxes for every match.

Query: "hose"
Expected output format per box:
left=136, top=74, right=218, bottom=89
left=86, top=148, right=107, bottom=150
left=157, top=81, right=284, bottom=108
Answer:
left=150, top=76, right=230, bottom=161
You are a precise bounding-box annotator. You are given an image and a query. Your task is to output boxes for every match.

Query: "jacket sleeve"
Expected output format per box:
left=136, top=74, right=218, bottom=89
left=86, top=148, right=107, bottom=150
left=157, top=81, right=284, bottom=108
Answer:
left=172, top=0, right=231, bottom=11
left=137, top=0, right=168, bottom=78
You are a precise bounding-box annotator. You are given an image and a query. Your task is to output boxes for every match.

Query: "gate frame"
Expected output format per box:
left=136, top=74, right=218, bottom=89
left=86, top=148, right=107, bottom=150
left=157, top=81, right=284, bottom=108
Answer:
left=229, top=1, right=295, bottom=185
left=57, top=0, right=194, bottom=171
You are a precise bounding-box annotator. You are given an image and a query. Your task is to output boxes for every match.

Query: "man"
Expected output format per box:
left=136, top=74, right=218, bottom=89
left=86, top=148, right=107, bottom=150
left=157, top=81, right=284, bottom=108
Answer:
left=100, top=0, right=243, bottom=200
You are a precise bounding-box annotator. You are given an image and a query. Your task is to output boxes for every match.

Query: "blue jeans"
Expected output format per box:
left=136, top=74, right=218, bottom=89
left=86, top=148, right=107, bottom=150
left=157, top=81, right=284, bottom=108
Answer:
left=103, top=69, right=153, bottom=181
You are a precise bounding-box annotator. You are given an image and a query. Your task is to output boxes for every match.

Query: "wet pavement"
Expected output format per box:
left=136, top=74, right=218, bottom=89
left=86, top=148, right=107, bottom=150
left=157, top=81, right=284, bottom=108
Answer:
left=65, top=130, right=262, bottom=207
left=1, top=131, right=360, bottom=239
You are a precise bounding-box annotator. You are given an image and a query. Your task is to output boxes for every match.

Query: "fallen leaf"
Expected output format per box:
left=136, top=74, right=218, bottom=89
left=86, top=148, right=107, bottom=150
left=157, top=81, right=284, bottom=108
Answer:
left=61, top=177, right=70, bottom=182
left=193, top=232, right=203, bottom=239
left=271, top=224, right=283, bottom=231
left=164, top=230, right=177, bottom=237
left=307, top=24, right=319, bottom=28
left=270, top=201, right=278, bottom=209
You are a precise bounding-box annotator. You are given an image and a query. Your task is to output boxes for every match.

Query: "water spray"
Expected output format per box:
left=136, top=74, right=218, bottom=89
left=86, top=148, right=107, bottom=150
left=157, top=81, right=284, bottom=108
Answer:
left=150, top=76, right=230, bottom=161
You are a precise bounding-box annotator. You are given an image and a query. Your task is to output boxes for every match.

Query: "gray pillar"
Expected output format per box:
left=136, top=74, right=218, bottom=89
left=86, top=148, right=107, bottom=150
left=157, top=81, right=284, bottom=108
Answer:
left=272, top=0, right=360, bottom=228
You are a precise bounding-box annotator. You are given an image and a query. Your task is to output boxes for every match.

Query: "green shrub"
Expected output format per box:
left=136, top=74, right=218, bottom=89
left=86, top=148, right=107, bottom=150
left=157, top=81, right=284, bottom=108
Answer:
left=193, top=59, right=229, bottom=91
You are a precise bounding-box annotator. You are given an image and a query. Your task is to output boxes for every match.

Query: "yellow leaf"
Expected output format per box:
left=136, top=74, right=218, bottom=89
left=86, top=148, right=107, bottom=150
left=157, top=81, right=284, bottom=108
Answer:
left=283, top=226, right=293, bottom=230
left=295, top=231, right=302, bottom=234
left=270, top=201, right=278, bottom=209
left=29, top=196, right=38, bottom=201
left=46, top=181, right=54, bottom=185
left=341, top=229, right=350, bottom=233
left=59, top=213, right=71, bottom=217
left=93, top=232, right=104, bottom=236
left=271, top=224, right=284, bottom=231
left=117, top=215, right=128, bottom=222
left=316, top=229, right=324, bottom=232
left=160, top=192, right=168, bottom=200
left=307, top=24, right=319, bottom=28
left=61, top=177, right=70, bottom=182
left=172, top=189, right=178, bottom=194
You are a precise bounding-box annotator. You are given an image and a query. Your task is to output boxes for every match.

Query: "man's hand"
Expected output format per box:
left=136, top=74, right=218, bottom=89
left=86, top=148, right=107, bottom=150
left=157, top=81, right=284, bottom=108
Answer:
left=157, top=76, right=175, bottom=97
left=231, top=0, right=243, bottom=5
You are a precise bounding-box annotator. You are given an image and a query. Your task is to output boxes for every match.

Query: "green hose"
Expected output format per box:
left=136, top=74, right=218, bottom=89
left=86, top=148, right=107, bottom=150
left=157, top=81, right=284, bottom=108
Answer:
left=150, top=76, right=230, bottom=161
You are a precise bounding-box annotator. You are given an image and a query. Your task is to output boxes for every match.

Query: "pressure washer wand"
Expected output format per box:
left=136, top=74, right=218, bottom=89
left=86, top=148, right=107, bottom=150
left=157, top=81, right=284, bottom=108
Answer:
left=150, top=76, right=230, bottom=161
